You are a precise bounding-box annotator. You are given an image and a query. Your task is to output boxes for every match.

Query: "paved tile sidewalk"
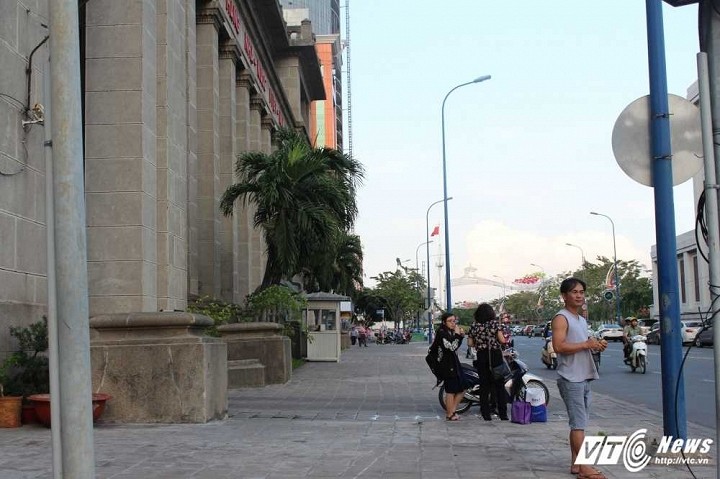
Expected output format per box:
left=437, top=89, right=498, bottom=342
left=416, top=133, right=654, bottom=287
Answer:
left=0, top=341, right=715, bottom=478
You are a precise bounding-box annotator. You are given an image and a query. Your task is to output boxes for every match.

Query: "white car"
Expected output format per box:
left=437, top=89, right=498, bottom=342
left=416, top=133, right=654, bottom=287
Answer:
left=681, top=320, right=703, bottom=344
left=597, top=323, right=624, bottom=341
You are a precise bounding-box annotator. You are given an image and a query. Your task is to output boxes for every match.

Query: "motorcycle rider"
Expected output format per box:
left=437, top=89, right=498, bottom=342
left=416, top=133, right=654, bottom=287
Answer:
left=622, top=317, right=641, bottom=363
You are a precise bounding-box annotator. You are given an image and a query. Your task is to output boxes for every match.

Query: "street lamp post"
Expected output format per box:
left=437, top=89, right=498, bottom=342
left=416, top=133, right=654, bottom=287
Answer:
left=426, top=197, right=452, bottom=343
left=530, top=263, right=546, bottom=320
left=492, top=275, right=506, bottom=307
left=415, top=240, right=432, bottom=331
left=591, top=211, right=622, bottom=323
left=565, top=242, right=586, bottom=273
left=441, top=75, right=491, bottom=312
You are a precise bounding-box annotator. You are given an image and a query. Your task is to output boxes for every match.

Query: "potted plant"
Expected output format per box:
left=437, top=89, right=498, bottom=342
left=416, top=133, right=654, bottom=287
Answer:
left=0, top=371, right=22, bottom=428
left=1, top=317, right=111, bottom=427
left=0, top=318, right=50, bottom=425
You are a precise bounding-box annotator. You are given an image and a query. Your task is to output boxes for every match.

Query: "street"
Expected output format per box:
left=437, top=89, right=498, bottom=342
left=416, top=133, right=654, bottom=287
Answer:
left=509, top=335, right=716, bottom=427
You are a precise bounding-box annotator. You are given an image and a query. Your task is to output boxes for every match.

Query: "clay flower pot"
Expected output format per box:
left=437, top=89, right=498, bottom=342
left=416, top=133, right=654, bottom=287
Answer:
left=0, top=395, right=22, bottom=428
left=28, top=393, right=112, bottom=428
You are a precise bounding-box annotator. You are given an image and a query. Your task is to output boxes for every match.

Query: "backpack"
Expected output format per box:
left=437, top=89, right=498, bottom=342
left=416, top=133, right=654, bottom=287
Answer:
left=425, top=347, right=443, bottom=387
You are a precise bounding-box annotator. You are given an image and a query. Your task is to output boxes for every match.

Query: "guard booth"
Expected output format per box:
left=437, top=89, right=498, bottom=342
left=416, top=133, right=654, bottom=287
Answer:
left=304, top=292, right=351, bottom=362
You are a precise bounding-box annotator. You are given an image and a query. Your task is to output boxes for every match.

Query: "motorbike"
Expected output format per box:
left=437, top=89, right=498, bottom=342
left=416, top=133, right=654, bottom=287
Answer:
left=438, top=349, right=550, bottom=415
left=625, top=334, right=647, bottom=374
left=540, top=337, right=557, bottom=370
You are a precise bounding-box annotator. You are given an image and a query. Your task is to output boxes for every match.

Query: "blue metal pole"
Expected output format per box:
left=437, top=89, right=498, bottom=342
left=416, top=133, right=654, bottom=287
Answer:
left=646, top=0, right=686, bottom=439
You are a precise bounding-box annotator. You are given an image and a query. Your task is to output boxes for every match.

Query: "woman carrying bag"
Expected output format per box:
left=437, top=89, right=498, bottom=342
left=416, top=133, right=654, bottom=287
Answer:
left=428, top=312, right=465, bottom=421
left=467, top=303, right=509, bottom=421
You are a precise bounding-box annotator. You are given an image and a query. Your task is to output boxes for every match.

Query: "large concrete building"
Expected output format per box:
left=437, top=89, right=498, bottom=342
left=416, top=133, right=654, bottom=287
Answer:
left=0, top=0, right=325, bottom=356
left=280, top=0, right=343, bottom=150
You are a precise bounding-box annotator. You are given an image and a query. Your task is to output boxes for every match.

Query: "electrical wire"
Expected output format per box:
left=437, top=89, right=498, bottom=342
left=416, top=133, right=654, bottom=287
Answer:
left=672, top=297, right=720, bottom=479
left=695, top=190, right=709, bottom=263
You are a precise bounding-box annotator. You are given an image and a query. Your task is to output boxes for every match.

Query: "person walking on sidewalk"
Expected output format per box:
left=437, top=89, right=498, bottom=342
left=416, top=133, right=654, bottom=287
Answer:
left=467, top=303, right=508, bottom=421
left=350, top=326, right=358, bottom=346
left=551, top=277, right=607, bottom=479
left=428, top=312, right=465, bottom=421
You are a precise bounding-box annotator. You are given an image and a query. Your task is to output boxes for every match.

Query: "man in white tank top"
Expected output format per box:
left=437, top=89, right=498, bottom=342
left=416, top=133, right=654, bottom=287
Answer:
left=551, top=277, right=608, bottom=479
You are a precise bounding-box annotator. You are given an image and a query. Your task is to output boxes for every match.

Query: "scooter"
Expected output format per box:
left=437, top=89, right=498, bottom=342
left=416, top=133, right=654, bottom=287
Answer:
left=625, top=334, right=647, bottom=374
left=438, top=349, right=549, bottom=415
left=540, top=337, right=557, bottom=370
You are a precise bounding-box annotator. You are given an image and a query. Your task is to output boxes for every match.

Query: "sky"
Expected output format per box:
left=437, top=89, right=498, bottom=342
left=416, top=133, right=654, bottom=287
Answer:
left=345, top=1, right=702, bottom=306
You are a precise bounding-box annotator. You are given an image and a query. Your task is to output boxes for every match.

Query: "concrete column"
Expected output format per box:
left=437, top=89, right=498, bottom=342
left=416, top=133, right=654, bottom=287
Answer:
left=185, top=0, right=199, bottom=297
left=84, top=0, right=158, bottom=314
left=156, top=0, right=189, bottom=312
left=234, top=74, right=253, bottom=301
left=248, top=98, right=264, bottom=291
left=195, top=14, right=221, bottom=298
left=258, top=117, right=274, bottom=285
left=218, top=45, right=237, bottom=303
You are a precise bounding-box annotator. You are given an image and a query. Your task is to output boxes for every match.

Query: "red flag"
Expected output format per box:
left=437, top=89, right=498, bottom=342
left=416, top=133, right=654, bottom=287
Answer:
left=430, top=225, right=440, bottom=237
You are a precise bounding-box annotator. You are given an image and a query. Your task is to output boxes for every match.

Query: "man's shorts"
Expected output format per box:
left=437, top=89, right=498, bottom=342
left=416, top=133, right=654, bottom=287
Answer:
left=557, top=377, right=591, bottom=430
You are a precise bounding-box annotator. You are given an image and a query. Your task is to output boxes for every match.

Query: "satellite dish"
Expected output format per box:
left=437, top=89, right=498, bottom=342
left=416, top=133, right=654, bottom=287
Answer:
left=611, top=94, right=702, bottom=187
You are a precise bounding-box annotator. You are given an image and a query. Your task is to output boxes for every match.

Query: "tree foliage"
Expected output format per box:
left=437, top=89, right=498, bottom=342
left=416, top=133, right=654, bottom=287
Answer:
left=220, top=128, right=364, bottom=295
left=366, top=269, right=424, bottom=328
left=497, top=257, right=653, bottom=327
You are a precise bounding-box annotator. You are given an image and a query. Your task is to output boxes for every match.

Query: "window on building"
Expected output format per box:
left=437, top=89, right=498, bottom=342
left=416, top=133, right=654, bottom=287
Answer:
left=692, top=254, right=700, bottom=302
left=304, top=308, right=337, bottom=332
left=678, top=255, right=686, bottom=303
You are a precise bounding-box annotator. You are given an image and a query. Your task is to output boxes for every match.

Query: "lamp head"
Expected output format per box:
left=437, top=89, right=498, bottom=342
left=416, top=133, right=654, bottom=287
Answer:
left=473, top=75, right=491, bottom=83
left=590, top=211, right=599, bottom=216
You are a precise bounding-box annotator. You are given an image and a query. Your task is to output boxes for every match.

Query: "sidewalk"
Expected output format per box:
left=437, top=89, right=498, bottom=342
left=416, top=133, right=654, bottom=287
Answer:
left=0, top=341, right=715, bottom=478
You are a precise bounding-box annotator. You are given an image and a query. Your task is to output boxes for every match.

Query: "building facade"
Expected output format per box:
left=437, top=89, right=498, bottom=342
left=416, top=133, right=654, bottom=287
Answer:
left=280, top=0, right=343, bottom=150
left=0, top=0, right=325, bottom=355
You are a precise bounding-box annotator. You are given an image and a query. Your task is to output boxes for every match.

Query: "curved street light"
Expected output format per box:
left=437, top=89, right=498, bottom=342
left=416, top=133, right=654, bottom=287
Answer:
left=565, top=242, right=586, bottom=266
left=441, top=75, right=491, bottom=312
left=426, top=197, right=452, bottom=343
left=590, top=211, right=621, bottom=323
left=492, top=275, right=506, bottom=306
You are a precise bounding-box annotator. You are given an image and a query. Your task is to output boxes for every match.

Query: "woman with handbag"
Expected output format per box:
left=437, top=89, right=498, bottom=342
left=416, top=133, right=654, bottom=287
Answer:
left=428, top=312, right=465, bottom=421
left=467, top=303, right=509, bottom=421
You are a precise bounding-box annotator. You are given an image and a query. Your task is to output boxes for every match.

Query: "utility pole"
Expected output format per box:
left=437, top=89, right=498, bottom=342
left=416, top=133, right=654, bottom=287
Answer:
left=49, top=1, right=96, bottom=476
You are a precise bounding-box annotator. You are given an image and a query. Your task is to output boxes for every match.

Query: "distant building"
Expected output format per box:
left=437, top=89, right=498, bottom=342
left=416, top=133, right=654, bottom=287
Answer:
left=280, top=0, right=343, bottom=150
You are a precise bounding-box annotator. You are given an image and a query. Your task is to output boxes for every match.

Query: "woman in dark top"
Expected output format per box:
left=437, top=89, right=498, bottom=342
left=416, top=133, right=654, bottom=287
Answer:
left=428, top=312, right=465, bottom=421
left=467, top=303, right=508, bottom=421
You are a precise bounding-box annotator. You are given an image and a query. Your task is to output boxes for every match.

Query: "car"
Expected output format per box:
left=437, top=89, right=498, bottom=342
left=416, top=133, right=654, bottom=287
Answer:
left=638, top=319, right=658, bottom=336
left=681, top=320, right=703, bottom=344
left=597, top=323, right=623, bottom=341
left=531, top=324, right=545, bottom=337
left=646, top=322, right=661, bottom=345
left=695, top=325, right=713, bottom=347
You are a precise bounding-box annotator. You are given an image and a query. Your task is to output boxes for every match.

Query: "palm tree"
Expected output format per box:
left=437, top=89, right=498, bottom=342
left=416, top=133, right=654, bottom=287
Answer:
left=220, top=128, right=364, bottom=291
left=304, top=231, right=363, bottom=297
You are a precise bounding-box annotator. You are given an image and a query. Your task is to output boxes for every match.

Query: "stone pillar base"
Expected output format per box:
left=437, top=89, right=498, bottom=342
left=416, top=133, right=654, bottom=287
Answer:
left=218, top=322, right=291, bottom=387
left=90, top=312, right=227, bottom=423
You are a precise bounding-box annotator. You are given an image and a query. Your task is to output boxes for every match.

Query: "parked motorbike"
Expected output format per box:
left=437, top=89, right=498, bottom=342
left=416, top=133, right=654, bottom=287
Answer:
left=540, top=337, right=557, bottom=369
left=438, top=349, right=549, bottom=415
left=625, top=334, right=647, bottom=374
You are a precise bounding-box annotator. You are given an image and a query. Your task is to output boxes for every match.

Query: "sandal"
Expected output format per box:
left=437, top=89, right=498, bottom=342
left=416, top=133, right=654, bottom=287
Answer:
left=445, top=414, right=460, bottom=421
left=577, top=469, right=606, bottom=479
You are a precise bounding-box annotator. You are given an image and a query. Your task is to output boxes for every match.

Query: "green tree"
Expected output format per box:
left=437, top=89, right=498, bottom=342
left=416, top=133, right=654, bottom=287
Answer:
left=220, top=128, right=364, bottom=291
left=371, top=270, right=423, bottom=330
left=304, top=231, right=364, bottom=298
left=566, top=256, right=653, bottom=326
